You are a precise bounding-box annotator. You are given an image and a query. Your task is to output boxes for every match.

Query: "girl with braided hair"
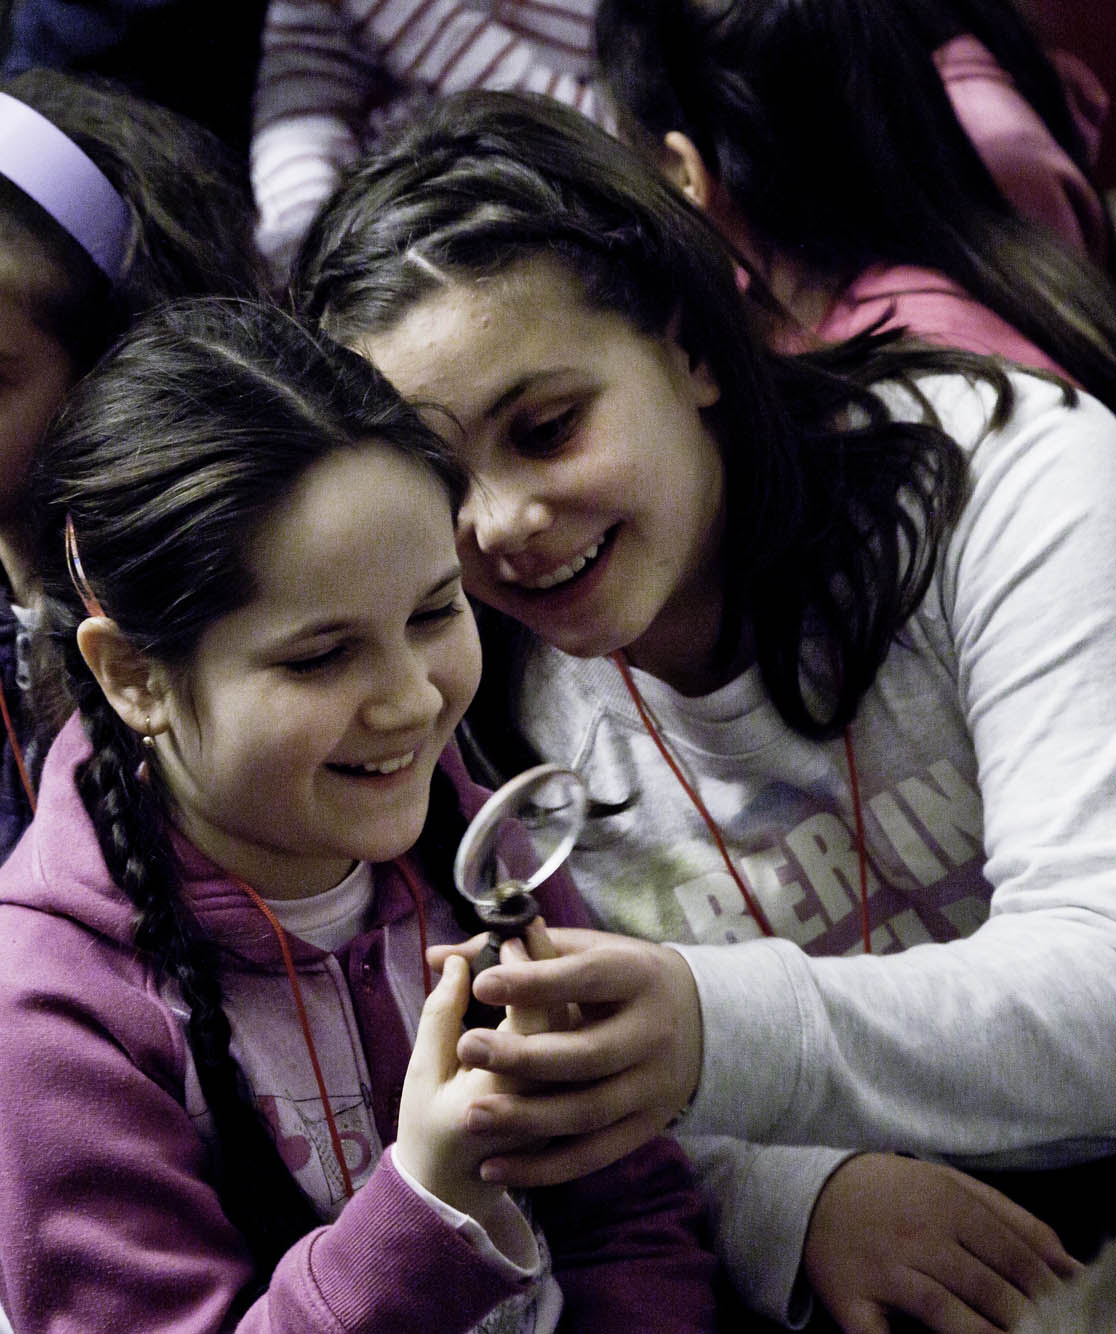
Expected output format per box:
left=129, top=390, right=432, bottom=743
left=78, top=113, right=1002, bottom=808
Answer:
left=0, top=297, right=721, bottom=1333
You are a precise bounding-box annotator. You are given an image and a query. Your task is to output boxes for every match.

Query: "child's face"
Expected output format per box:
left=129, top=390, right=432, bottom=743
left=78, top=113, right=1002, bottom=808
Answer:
left=155, top=445, right=481, bottom=898
left=0, top=271, right=74, bottom=521
left=359, top=257, right=727, bottom=679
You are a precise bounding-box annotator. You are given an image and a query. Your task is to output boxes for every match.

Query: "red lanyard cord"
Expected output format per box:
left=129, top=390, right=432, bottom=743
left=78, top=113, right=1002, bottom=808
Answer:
left=232, top=875, right=355, bottom=1200
left=610, top=651, right=871, bottom=954
left=0, top=677, right=36, bottom=814
left=393, top=854, right=433, bottom=997
left=229, top=857, right=433, bottom=1201
left=843, top=729, right=871, bottom=953
left=611, top=651, right=775, bottom=937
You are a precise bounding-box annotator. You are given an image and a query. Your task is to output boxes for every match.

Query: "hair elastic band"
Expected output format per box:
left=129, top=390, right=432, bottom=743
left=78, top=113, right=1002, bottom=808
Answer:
left=64, top=514, right=106, bottom=618
left=0, top=91, right=130, bottom=281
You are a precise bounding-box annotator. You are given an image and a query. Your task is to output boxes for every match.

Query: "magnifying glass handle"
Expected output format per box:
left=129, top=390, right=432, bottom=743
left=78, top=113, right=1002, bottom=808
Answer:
left=463, top=932, right=511, bottom=1029
left=463, top=891, right=540, bottom=1029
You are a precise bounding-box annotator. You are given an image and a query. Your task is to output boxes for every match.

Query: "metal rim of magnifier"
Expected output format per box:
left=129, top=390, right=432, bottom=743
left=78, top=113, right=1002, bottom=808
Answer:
left=453, top=763, right=588, bottom=906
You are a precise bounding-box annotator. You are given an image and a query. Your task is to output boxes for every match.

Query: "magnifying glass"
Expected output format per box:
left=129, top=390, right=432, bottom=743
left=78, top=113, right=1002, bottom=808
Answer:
left=454, top=763, right=587, bottom=1027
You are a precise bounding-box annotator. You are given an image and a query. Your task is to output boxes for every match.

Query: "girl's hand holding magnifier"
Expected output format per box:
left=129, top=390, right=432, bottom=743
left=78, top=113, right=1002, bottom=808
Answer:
left=395, top=917, right=570, bottom=1238
left=427, top=762, right=702, bottom=1187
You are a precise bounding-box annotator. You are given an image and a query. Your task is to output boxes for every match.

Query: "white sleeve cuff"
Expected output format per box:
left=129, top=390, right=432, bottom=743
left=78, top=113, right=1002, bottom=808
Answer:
left=391, top=1153, right=541, bottom=1277
left=668, top=940, right=817, bottom=1139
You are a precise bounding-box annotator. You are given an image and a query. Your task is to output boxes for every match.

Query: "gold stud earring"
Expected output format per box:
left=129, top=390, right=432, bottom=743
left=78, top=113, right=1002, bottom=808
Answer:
left=136, top=716, right=155, bottom=784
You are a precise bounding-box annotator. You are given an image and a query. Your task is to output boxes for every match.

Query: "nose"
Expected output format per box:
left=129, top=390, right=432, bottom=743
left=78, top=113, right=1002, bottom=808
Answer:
left=356, top=646, right=442, bottom=733
left=459, top=475, right=551, bottom=555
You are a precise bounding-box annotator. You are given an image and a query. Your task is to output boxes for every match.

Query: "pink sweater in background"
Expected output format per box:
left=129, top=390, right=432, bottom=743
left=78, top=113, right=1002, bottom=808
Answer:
left=936, top=34, right=1110, bottom=266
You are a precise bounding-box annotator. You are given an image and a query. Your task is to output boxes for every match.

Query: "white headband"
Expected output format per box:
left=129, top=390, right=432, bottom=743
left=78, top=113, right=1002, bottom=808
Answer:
left=0, top=91, right=130, bottom=281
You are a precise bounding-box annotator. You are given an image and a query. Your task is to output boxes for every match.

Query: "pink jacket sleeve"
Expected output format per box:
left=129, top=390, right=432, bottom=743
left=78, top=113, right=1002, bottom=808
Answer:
left=936, top=35, right=1110, bottom=266
left=0, top=903, right=526, bottom=1333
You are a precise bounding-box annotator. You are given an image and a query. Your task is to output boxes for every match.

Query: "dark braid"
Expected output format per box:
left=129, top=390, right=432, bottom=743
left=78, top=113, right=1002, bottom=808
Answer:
left=33, top=296, right=468, bottom=1281
left=45, top=580, right=324, bottom=1276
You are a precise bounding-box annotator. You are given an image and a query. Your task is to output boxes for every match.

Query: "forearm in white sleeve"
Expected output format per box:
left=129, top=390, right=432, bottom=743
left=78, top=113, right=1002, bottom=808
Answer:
left=680, top=1135, right=854, bottom=1327
left=675, top=377, right=1116, bottom=1168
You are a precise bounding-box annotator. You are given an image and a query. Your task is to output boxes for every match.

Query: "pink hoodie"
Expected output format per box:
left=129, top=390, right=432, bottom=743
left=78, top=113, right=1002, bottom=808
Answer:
left=0, top=716, right=722, bottom=1332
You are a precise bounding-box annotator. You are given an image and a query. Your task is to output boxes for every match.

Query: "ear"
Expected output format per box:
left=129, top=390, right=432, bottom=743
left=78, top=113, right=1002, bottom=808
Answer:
left=76, top=617, right=172, bottom=738
left=684, top=355, right=721, bottom=409
left=664, top=310, right=722, bottom=409
left=662, top=131, right=717, bottom=211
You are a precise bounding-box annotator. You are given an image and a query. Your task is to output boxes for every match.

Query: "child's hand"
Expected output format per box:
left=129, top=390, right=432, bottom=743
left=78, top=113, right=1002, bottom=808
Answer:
left=396, top=922, right=569, bottom=1228
left=803, top=1153, right=1079, bottom=1333
left=426, top=929, right=702, bottom=1186
left=425, top=917, right=577, bottom=1038
left=497, top=917, right=577, bottom=1038
left=394, top=954, right=521, bottom=1230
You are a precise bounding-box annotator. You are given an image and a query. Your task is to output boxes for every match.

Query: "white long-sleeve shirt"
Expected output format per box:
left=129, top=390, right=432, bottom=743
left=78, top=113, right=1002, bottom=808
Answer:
left=519, top=369, right=1116, bottom=1322
left=251, top=0, right=600, bottom=281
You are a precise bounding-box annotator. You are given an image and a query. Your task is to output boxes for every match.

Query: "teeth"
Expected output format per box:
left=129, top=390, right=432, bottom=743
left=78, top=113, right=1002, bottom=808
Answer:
left=343, top=750, right=415, bottom=775
left=368, top=751, right=414, bottom=774
left=524, top=539, right=602, bottom=590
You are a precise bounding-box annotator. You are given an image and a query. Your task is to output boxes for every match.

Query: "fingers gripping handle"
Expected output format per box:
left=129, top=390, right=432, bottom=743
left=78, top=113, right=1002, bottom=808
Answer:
left=463, top=889, right=539, bottom=1030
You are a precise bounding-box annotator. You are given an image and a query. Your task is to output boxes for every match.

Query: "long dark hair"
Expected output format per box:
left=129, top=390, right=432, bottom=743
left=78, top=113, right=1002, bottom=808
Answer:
left=595, top=0, right=1116, bottom=407
left=0, top=68, right=265, bottom=373
left=31, top=297, right=468, bottom=1281
left=292, top=90, right=1041, bottom=776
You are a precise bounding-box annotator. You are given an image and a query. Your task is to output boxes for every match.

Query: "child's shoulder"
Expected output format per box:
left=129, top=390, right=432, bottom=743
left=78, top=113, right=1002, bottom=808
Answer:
left=0, top=882, right=184, bottom=1096
left=881, top=364, right=1113, bottom=453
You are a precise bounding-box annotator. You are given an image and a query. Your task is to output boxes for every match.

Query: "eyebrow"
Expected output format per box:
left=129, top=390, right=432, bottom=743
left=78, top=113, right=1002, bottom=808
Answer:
left=271, top=568, right=463, bottom=644
left=423, top=567, right=464, bottom=599
left=485, top=370, right=577, bottom=420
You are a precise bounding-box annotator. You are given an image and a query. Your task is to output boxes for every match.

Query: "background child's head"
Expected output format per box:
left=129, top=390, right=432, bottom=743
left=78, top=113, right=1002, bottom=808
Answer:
left=0, top=69, right=266, bottom=567
left=32, top=295, right=475, bottom=1264
left=594, top=0, right=1025, bottom=277
left=1, top=68, right=264, bottom=371
left=594, top=4, right=1116, bottom=414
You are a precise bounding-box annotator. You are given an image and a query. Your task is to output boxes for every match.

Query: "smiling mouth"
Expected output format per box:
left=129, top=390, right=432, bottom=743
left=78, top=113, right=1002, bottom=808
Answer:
left=512, top=529, right=614, bottom=592
left=327, top=750, right=416, bottom=777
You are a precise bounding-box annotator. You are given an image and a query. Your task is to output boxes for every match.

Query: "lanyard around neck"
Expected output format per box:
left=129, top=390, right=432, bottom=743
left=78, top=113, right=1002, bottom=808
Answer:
left=610, top=651, right=872, bottom=954
left=0, top=677, right=36, bottom=814
left=231, top=856, right=433, bottom=1202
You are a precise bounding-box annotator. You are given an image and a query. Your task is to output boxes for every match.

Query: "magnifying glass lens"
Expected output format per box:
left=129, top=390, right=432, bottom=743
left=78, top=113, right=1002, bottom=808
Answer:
left=454, top=765, right=587, bottom=912
left=454, top=764, right=587, bottom=1028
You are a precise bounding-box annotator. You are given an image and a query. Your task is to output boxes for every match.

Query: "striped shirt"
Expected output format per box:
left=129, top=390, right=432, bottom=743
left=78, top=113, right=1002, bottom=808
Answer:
left=251, top=0, right=601, bottom=280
